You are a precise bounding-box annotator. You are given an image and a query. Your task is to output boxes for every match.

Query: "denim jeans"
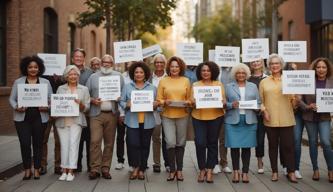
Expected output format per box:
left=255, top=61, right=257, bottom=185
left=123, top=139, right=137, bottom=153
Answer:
left=293, top=112, right=304, bottom=171
left=304, top=120, right=333, bottom=171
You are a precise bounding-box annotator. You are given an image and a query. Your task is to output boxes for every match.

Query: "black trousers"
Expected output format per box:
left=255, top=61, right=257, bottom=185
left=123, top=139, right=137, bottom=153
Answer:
left=77, top=116, right=90, bottom=170
left=126, top=124, right=153, bottom=171
left=116, top=120, right=126, bottom=163
left=15, top=109, right=46, bottom=169
left=266, top=126, right=296, bottom=173
left=255, top=115, right=265, bottom=158
left=231, top=148, right=251, bottom=173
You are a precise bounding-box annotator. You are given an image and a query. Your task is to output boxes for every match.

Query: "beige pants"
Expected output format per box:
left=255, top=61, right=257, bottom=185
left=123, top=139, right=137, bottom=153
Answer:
left=89, top=112, right=117, bottom=172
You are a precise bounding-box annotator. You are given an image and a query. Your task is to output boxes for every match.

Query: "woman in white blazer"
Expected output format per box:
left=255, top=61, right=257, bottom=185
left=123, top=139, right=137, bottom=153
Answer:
left=55, top=65, right=90, bottom=181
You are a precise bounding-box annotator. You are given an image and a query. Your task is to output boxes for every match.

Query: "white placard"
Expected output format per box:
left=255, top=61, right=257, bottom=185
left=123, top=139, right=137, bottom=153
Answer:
left=193, top=86, right=223, bottom=109
left=242, top=38, right=269, bottom=62
left=282, top=70, right=315, bottom=94
left=51, top=94, right=79, bottom=117
left=168, top=101, right=187, bottom=107
left=215, top=46, right=240, bottom=67
left=278, top=41, right=307, bottom=62
left=17, top=84, right=48, bottom=107
left=239, top=100, right=258, bottom=109
left=99, top=76, right=121, bottom=101
left=208, top=49, right=215, bottom=61
left=176, top=43, right=203, bottom=66
left=316, top=89, right=333, bottom=113
left=130, top=90, right=154, bottom=112
left=114, top=40, right=143, bottom=63
left=38, top=53, right=66, bottom=76
left=142, top=44, right=162, bottom=58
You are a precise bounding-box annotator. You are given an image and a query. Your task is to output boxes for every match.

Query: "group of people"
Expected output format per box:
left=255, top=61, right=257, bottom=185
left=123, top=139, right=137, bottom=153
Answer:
left=9, top=48, right=333, bottom=184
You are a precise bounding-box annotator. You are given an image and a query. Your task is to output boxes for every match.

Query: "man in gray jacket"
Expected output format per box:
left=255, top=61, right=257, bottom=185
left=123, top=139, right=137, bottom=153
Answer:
left=86, top=54, right=124, bottom=180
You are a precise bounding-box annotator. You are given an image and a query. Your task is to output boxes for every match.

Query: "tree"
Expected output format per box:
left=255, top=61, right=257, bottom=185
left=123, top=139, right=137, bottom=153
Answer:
left=192, top=3, right=241, bottom=60
left=77, top=0, right=177, bottom=53
left=271, top=0, right=287, bottom=53
left=77, top=0, right=112, bottom=53
left=111, top=0, right=177, bottom=41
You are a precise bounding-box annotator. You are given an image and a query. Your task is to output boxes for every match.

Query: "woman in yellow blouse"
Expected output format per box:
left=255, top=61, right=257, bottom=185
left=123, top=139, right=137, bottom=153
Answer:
left=191, top=61, right=226, bottom=183
left=157, top=56, right=191, bottom=181
left=259, top=53, right=297, bottom=183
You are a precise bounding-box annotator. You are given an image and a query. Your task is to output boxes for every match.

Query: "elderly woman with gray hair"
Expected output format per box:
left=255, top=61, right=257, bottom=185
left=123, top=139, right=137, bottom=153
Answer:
left=224, top=63, right=260, bottom=183
left=259, top=53, right=297, bottom=183
left=55, top=65, right=90, bottom=181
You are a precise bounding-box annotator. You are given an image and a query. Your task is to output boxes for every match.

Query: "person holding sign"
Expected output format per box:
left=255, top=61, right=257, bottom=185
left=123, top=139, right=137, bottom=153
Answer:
left=191, top=61, right=226, bottom=183
left=86, top=54, right=124, bottom=180
left=259, top=54, right=298, bottom=183
left=298, top=58, right=333, bottom=182
left=119, top=62, right=157, bottom=180
left=157, top=56, right=191, bottom=181
left=224, top=63, right=260, bottom=183
left=9, top=55, right=52, bottom=180
left=248, top=58, right=267, bottom=174
left=55, top=65, right=90, bottom=181
left=150, top=54, right=169, bottom=173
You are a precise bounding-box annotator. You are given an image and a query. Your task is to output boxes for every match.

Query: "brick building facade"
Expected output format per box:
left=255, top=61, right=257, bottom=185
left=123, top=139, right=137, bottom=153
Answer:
left=0, top=0, right=107, bottom=135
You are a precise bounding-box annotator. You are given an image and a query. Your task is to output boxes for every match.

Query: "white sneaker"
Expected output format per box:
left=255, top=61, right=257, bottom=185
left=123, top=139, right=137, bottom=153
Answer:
left=295, top=170, right=302, bottom=179
left=66, top=173, right=75, bottom=181
left=258, top=168, right=264, bottom=174
left=58, top=173, right=67, bottom=181
left=165, top=166, right=170, bottom=173
left=115, top=163, right=125, bottom=170
left=213, top=165, right=222, bottom=174
left=282, top=167, right=288, bottom=176
left=128, top=166, right=134, bottom=172
left=222, top=166, right=232, bottom=173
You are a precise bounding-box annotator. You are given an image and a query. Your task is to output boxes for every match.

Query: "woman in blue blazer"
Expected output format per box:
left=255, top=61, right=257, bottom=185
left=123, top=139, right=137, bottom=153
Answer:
left=224, top=63, right=260, bottom=183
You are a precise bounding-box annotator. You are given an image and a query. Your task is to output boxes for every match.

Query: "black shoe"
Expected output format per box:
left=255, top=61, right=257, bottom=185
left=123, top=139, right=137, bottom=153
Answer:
left=54, top=167, right=62, bottom=175
left=40, top=166, right=47, bottom=175
left=89, top=171, right=101, bottom=180
left=153, top=165, right=161, bottom=173
left=22, top=172, right=32, bottom=180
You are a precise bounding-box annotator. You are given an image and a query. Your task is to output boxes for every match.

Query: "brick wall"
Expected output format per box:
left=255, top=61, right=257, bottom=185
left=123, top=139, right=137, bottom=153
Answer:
left=0, top=0, right=107, bottom=135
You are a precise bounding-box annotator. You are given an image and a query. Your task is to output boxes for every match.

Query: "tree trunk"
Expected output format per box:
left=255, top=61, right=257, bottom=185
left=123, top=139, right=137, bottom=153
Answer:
left=105, top=0, right=111, bottom=54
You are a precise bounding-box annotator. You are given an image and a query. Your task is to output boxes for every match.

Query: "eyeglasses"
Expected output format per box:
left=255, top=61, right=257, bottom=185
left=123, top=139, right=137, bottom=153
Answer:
left=102, top=61, right=113, bottom=64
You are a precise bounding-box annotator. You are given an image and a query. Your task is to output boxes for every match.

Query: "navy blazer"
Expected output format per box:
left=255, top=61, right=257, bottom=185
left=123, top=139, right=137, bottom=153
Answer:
left=225, top=81, right=260, bottom=124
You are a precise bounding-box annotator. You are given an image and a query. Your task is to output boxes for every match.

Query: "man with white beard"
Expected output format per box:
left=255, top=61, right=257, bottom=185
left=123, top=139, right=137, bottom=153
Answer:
left=85, top=54, right=124, bottom=180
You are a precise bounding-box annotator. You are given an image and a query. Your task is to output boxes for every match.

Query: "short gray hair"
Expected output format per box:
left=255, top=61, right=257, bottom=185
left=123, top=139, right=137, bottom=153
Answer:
left=63, top=65, right=80, bottom=78
left=230, top=63, right=251, bottom=80
left=90, top=57, right=101, bottom=64
left=152, top=53, right=167, bottom=64
left=267, top=53, right=286, bottom=69
left=101, top=54, right=114, bottom=63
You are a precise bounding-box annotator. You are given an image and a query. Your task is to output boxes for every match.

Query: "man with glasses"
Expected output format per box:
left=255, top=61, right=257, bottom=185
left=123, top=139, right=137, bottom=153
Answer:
left=86, top=54, right=124, bottom=180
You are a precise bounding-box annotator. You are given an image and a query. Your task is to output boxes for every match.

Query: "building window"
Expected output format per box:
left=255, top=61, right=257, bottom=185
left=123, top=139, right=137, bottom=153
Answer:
left=288, top=20, right=295, bottom=40
left=44, top=8, right=58, bottom=53
left=311, top=22, right=333, bottom=61
left=90, top=31, right=97, bottom=57
left=68, top=23, right=76, bottom=57
left=0, top=1, right=6, bottom=86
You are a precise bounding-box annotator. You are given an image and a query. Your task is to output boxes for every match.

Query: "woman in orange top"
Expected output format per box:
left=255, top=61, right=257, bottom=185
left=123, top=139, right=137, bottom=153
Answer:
left=191, top=61, right=226, bottom=183
left=157, top=56, right=191, bottom=181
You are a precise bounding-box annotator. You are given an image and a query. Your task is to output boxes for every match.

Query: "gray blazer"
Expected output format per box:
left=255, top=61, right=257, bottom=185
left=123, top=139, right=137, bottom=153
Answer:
left=55, top=84, right=91, bottom=128
left=85, top=70, right=124, bottom=117
left=9, top=76, right=53, bottom=123
left=225, top=81, right=260, bottom=124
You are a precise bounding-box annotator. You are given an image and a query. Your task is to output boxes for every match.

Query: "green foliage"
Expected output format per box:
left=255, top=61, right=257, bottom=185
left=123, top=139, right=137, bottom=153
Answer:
left=192, top=3, right=241, bottom=59
left=77, top=0, right=177, bottom=40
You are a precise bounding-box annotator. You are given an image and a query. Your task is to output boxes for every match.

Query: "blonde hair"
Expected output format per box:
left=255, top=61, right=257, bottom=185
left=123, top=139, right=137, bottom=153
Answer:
left=89, top=57, right=101, bottom=65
